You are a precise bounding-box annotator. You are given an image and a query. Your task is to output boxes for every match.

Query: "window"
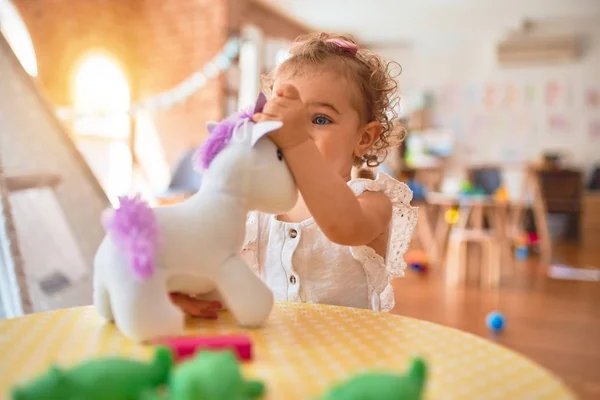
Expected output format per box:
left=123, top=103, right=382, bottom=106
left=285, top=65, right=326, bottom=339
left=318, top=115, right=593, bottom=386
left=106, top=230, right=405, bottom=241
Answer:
left=238, top=25, right=263, bottom=110
left=275, top=48, right=290, bottom=67
left=0, top=0, right=37, bottom=76
left=71, top=53, right=132, bottom=206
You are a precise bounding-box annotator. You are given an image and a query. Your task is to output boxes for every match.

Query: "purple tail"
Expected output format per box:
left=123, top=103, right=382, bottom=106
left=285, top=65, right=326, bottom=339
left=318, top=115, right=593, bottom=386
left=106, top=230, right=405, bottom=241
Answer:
left=103, top=195, right=159, bottom=280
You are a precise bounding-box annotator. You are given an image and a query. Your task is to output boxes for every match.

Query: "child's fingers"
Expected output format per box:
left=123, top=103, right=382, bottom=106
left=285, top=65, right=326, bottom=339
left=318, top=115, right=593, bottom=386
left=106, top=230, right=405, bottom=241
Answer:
left=196, top=310, right=219, bottom=319
left=269, top=96, right=290, bottom=107
left=275, top=83, right=301, bottom=100
left=252, top=113, right=267, bottom=122
left=169, top=293, right=222, bottom=318
left=252, top=113, right=278, bottom=122
left=262, top=101, right=285, bottom=117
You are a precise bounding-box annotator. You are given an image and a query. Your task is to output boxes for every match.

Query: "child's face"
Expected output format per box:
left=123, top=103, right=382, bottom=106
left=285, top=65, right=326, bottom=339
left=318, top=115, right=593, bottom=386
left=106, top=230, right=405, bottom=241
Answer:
left=273, top=70, right=364, bottom=178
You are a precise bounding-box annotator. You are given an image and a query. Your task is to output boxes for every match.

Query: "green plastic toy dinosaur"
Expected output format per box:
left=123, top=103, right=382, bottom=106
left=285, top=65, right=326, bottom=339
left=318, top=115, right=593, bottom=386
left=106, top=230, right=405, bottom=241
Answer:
left=10, top=347, right=174, bottom=400
left=320, top=357, right=428, bottom=400
left=166, top=350, right=265, bottom=400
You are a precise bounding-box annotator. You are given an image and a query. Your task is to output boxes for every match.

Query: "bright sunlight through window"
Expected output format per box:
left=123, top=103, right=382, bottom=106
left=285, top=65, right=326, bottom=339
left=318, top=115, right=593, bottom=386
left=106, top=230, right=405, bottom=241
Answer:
left=72, top=53, right=132, bottom=206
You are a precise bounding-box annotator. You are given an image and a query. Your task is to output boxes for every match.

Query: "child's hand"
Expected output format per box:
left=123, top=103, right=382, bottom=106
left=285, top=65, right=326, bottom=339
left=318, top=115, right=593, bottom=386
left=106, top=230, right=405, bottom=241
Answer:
left=169, top=292, right=222, bottom=319
left=253, top=84, right=310, bottom=150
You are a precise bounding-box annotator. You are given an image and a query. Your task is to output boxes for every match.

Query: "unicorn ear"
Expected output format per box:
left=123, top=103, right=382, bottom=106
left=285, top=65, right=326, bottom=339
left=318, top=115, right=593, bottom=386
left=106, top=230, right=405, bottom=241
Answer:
left=251, top=120, right=283, bottom=147
left=253, top=92, right=268, bottom=114
left=206, top=122, right=218, bottom=134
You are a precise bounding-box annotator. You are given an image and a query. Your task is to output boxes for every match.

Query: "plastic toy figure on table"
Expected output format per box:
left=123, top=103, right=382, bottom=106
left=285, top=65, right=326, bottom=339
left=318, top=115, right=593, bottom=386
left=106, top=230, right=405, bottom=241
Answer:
left=165, top=350, right=264, bottom=400
left=10, top=347, right=174, bottom=400
left=93, top=93, right=298, bottom=342
left=320, top=357, right=427, bottom=400
left=459, top=180, right=486, bottom=197
left=10, top=348, right=265, bottom=400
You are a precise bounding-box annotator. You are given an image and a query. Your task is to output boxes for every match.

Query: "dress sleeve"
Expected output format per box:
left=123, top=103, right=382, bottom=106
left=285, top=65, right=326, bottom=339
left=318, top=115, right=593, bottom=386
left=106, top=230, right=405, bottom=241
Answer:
left=348, top=173, right=418, bottom=311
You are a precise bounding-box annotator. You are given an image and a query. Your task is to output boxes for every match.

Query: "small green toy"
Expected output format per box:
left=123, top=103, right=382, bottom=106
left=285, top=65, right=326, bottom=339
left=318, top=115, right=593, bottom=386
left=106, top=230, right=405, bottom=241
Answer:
left=320, top=357, right=427, bottom=400
left=11, top=347, right=174, bottom=400
left=460, top=180, right=474, bottom=195
left=167, top=350, right=265, bottom=400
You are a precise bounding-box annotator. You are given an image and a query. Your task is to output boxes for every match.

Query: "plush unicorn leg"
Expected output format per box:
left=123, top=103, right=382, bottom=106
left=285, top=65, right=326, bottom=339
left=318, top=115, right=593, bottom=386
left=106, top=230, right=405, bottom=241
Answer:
left=216, top=255, right=274, bottom=327
left=93, top=276, right=112, bottom=322
left=109, top=274, right=184, bottom=342
left=95, top=242, right=185, bottom=341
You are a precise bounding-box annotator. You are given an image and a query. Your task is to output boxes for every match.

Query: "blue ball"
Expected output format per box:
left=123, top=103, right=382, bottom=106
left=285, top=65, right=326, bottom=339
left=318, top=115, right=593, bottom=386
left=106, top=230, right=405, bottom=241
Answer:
left=486, top=311, right=505, bottom=332
left=515, top=246, right=529, bottom=260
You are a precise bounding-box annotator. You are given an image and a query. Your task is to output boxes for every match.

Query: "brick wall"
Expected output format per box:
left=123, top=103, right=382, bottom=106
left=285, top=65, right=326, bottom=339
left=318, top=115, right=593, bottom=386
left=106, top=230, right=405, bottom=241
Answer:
left=13, top=0, right=228, bottom=168
left=136, top=0, right=228, bottom=165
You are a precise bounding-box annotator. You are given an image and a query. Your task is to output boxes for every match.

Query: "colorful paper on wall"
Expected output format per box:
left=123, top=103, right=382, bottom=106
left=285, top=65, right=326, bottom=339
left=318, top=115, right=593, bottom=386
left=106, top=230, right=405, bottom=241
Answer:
left=545, top=80, right=561, bottom=107
left=503, top=83, right=519, bottom=108
left=545, top=80, right=572, bottom=108
left=586, top=88, right=600, bottom=108
left=524, top=85, right=537, bottom=106
left=546, top=114, right=571, bottom=134
left=588, top=120, right=600, bottom=139
left=483, top=84, right=496, bottom=109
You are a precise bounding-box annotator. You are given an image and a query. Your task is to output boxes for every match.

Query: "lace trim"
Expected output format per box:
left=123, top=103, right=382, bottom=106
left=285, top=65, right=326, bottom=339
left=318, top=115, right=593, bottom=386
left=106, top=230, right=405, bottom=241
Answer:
left=348, top=172, right=418, bottom=312
left=241, top=211, right=260, bottom=274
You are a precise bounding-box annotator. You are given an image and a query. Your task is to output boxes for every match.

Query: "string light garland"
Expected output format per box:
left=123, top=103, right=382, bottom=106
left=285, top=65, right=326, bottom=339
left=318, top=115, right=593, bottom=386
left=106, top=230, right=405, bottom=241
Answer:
left=56, top=37, right=241, bottom=120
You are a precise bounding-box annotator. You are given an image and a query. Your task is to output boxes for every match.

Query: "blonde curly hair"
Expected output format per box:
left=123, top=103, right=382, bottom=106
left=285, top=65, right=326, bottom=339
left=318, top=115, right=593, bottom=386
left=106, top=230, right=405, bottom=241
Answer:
left=262, top=32, right=406, bottom=170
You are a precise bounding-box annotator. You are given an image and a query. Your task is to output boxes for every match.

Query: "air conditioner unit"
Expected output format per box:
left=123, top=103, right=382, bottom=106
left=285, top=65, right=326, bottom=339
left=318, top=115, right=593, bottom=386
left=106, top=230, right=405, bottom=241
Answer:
left=497, top=35, right=581, bottom=65
left=497, top=19, right=583, bottom=66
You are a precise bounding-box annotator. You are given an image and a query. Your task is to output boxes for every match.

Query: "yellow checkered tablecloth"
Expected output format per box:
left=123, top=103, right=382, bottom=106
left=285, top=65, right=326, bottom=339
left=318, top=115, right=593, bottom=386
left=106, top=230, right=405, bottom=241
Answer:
left=0, top=303, right=574, bottom=399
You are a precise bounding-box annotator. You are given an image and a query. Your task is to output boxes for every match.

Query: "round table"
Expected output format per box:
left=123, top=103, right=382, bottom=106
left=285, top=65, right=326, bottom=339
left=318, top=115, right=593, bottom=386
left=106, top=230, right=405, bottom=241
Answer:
left=0, top=303, right=574, bottom=399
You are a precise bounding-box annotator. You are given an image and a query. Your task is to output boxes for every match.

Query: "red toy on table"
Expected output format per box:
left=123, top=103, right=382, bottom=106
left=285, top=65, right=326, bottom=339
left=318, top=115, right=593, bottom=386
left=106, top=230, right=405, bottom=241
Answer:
left=152, top=335, right=253, bottom=362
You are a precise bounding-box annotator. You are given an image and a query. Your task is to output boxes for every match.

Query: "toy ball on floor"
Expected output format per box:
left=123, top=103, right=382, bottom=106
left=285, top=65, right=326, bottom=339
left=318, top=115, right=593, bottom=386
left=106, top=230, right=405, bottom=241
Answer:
left=409, top=263, right=428, bottom=273
left=486, top=311, right=505, bottom=333
left=515, top=246, right=529, bottom=260
left=405, top=249, right=429, bottom=274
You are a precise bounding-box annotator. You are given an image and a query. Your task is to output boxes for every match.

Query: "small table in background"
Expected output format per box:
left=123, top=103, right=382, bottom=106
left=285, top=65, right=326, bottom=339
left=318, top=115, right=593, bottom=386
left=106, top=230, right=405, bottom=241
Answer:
left=423, top=192, right=512, bottom=270
left=0, top=303, right=574, bottom=399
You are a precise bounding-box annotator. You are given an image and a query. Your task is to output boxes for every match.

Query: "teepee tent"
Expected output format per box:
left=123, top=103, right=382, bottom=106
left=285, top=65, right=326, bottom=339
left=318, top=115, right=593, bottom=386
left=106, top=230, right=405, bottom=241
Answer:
left=0, top=33, right=110, bottom=318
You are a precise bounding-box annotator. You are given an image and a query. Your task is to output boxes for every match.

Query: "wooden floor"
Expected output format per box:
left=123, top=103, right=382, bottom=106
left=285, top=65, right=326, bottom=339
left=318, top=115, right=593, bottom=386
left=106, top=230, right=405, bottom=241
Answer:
left=391, top=242, right=600, bottom=399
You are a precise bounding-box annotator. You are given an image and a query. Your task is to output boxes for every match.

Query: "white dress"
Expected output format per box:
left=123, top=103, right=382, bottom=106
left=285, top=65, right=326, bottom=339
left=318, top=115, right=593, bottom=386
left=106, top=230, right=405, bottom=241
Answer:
left=241, top=173, right=418, bottom=312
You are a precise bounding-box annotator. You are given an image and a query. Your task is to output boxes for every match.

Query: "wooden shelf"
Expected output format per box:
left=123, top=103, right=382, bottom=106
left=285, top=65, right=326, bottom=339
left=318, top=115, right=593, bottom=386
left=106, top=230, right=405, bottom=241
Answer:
left=6, top=173, right=61, bottom=193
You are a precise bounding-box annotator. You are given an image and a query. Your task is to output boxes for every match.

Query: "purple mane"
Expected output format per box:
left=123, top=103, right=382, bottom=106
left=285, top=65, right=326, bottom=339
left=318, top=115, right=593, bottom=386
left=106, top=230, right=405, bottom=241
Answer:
left=194, top=93, right=268, bottom=171
left=102, top=195, right=159, bottom=280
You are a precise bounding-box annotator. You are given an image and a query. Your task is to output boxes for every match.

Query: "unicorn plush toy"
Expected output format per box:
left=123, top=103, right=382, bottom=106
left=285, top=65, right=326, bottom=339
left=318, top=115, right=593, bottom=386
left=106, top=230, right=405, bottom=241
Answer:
left=93, top=94, right=297, bottom=342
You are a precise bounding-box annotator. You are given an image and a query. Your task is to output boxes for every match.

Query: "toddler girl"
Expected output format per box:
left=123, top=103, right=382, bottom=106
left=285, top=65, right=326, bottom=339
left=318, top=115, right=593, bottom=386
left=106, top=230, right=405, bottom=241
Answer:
left=172, top=32, right=417, bottom=316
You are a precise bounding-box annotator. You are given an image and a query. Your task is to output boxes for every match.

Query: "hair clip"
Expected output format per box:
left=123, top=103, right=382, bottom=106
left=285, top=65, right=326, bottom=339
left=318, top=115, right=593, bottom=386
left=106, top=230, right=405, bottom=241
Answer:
left=325, top=38, right=358, bottom=56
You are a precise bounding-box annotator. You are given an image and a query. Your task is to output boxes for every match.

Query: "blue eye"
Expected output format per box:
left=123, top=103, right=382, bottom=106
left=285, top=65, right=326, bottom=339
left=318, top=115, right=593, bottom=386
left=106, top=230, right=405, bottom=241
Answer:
left=313, top=115, right=331, bottom=125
